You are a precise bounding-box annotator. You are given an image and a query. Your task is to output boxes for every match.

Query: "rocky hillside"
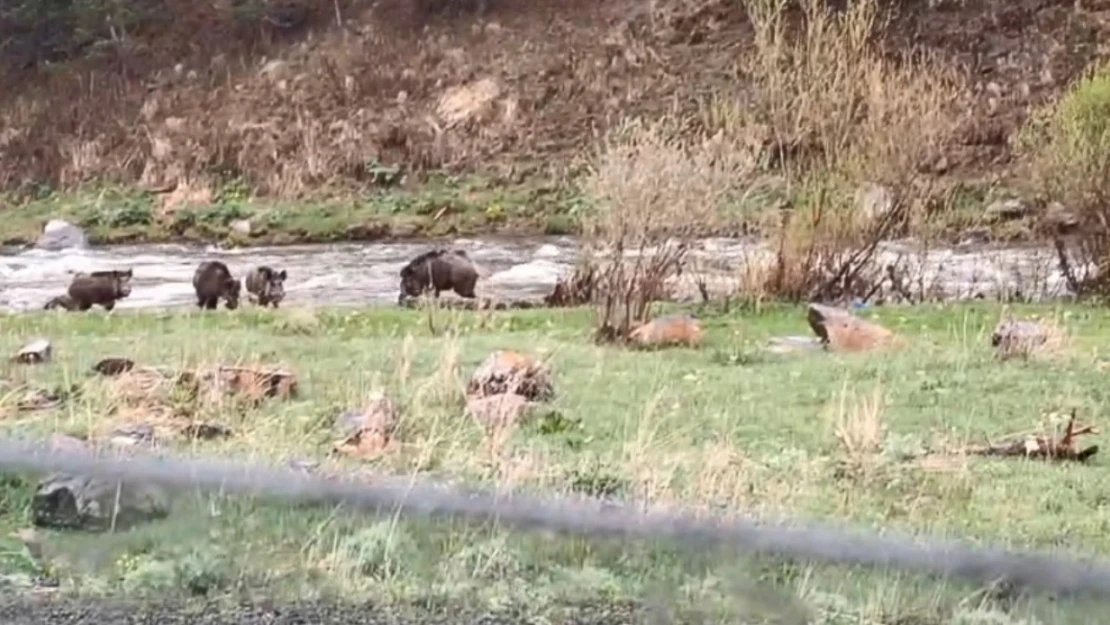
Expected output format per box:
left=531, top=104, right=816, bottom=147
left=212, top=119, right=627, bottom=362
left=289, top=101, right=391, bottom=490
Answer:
left=1, top=0, right=1108, bottom=205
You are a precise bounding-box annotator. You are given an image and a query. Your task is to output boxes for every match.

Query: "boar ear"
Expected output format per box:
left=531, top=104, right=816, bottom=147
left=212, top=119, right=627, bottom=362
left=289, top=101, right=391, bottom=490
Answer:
left=278, top=270, right=287, bottom=280
left=123, top=268, right=133, bottom=279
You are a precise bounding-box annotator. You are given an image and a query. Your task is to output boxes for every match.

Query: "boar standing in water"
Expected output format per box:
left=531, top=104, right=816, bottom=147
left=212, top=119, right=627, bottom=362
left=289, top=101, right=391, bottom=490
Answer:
left=192, top=261, right=241, bottom=310
left=46, top=269, right=133, bottom=311
left=245, top=266, right=288, bottom=308
left=398, top=249, right=479, bottom=304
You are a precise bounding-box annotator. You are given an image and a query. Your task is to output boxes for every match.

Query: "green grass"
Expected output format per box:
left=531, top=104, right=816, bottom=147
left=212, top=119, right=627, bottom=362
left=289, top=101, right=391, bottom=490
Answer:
left=1, top=301, right=1109, bottom=622
left=0, top=175, right=587, bottom=247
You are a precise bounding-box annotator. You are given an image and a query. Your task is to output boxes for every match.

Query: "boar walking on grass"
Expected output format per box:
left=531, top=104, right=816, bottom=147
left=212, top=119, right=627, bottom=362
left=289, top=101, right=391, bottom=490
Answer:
left=398, top=248, right=480, bottom=305
left=245, top=266, right=288, bottom=308
left=192, top=261, right=241, bottom=310
left=46, top=269, right=134, bottom=312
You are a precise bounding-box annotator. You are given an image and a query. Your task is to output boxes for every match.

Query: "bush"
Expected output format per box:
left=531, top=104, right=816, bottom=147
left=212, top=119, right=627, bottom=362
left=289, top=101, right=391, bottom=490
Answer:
left=1016, top=60, right=1110, bottom=296
left=580, top=119, right=755, bottom=341
left=1017, top=60, right=1110, bottom=218
left=721, top=0, right=963, bottom=302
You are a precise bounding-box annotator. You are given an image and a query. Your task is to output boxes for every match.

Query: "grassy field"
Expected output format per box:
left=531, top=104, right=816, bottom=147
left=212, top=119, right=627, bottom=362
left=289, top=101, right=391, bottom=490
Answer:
left=1, top=301, right=1109, bottom=623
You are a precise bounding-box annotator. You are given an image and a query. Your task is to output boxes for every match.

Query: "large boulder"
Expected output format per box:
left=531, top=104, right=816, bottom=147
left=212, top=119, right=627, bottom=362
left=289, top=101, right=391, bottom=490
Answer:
left=32, top=474, right=170, bottom=531
left=35, top=220, right=89, bottom=252
left=466, top=350, right=554, bottom=402
left=991, top=318, right=1058, bottom=360
left=807, top=303, right=900, bottom=352
left=627, top=314, right=703, bottom=349
left=332, top=391, right=401, bottom=458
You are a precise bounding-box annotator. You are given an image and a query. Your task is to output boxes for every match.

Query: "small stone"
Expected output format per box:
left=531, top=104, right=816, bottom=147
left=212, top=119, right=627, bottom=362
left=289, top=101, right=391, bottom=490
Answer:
left=180, top=422, right=233, bottom=441
left=13, top=339, right=51, bottom=364
left=766, top=335, right=823, bottom=355
left=108, top=423, right=155, bottom=448
left=92, top=358, right=135, bottom=377
left=287, top=458, right=319, bottom=473
left=984, top=198, right=1031, bottom=221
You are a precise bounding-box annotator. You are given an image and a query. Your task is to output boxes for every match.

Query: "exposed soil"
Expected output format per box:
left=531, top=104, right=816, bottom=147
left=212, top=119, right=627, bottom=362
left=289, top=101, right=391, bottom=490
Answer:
left=2, top=0, right=1109, bottom=208
left=0, top=596, right=720, bottom=625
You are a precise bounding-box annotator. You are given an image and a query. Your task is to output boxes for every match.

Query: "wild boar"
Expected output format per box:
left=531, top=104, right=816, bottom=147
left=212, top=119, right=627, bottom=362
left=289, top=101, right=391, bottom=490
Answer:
left=245, top=266, right=288, bottom=308
left=192, top=261, right=241, bottom=310
left=398, top=248, right=479, bottom=304
left=56, top=269, right=133, bottom=311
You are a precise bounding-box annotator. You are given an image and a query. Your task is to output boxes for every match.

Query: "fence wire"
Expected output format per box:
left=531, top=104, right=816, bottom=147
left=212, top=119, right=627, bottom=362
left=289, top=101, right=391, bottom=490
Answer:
left=1, top=437, right=1109, bottom=601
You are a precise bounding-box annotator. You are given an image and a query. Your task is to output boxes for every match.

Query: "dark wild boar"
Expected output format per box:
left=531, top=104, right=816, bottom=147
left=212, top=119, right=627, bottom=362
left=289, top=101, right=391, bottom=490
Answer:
left=192, top=261, right=241, bottom=310
left=52, top=269, right=133, bottom=311
left=245, top=266, right=288, bottom=308
left=398, top=249, right=479, bottom=304
left=43, top=295, right=76, bottom=311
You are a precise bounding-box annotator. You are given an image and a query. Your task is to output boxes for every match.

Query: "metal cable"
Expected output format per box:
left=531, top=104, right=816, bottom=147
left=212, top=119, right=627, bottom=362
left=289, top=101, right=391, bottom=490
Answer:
left=1, top=437, right=1109, bottom=600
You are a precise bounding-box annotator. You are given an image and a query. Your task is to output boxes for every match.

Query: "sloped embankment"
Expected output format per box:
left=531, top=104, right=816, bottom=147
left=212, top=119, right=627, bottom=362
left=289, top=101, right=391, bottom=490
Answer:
left=0, top=0, right=1108, bottom=201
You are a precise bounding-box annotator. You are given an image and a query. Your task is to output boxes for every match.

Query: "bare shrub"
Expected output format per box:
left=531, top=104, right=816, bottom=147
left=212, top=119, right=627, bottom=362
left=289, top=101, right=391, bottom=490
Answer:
left=580, top=119, right=756, bottom=342
left=827, top=380, right=887, bottom=481
left=724, top=0, right=964, bottom=302
left=1016, top=60, right=1110, bottom=298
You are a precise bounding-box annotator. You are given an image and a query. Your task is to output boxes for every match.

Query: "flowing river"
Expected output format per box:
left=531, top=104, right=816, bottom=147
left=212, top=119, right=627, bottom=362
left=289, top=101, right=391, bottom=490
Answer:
left=0, top=236, right=1074, bottom=313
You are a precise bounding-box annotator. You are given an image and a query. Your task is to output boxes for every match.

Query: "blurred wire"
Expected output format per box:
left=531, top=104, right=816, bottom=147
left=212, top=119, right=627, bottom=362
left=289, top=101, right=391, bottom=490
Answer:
left=1, top=437, right=1108, bottom=600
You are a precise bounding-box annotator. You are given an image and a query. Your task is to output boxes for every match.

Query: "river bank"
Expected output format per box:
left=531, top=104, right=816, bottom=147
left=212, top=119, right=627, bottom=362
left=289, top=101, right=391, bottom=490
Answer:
left=0, top=179, right=586, bottom=249
left=0, top=177, right=1043, bottom=251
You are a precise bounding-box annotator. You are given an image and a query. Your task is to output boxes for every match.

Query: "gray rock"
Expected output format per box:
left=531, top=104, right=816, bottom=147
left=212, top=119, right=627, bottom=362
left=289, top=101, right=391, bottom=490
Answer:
left=34, top=220, right=89, bottom=252
left=180, top=422, right=232, bottom=440
left=984, top=198, right=1031, bottom=221
left=32, top=473, right=170, bottom=531
left=108, top=423, right=155, bottom=448
left=766, top=335, right=823, bottom=355
left=991, top=318, right=1052, bottom=359
left=230, top=219, right=252, bottom=236
left=46, top=434, right=88, bottom=455
left=1046, top=202, right=1080, bottom=231
left=854, top=183, right=893, bottom=221
left=12, top=339, right=51, bottom=364
left=286, top=458, right=319, bottom=473
left=336, top=392, right=400, bottom=439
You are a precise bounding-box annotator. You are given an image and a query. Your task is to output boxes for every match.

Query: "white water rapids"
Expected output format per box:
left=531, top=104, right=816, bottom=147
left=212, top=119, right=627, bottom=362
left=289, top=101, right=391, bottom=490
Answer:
left=0, top=236, right=1075, bottom=313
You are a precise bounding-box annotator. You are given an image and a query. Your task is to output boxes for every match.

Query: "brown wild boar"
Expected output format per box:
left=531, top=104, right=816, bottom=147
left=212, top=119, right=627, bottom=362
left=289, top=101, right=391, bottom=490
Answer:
left=628, top=313, right=703, bottom=348
left=398, top=248, right=479, bottom=304
left=192, top=261, right=241, bottom=310
left=49, top=269, right=133, bottom=312
left=245, top=266, right=288, bottom=308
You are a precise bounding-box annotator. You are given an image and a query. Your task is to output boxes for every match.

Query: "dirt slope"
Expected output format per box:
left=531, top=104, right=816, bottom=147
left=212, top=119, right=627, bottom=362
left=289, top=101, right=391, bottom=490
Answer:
left=1, top=0, right=1108, bottom=198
